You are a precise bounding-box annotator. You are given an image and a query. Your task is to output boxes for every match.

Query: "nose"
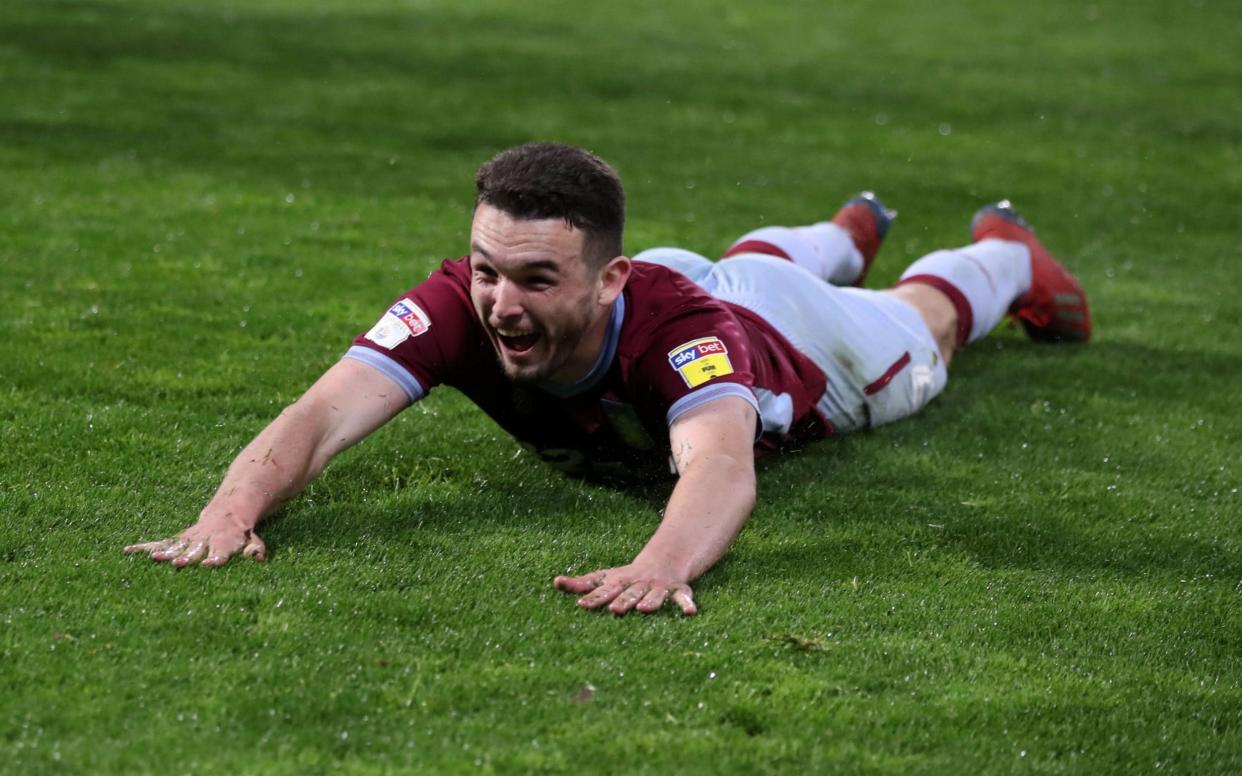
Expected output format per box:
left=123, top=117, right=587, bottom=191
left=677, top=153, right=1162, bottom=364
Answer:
left=491, top=277, right=524, bottom=320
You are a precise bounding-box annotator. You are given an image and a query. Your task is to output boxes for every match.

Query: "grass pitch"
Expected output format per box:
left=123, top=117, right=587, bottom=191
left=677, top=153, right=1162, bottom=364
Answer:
left=2, top=0, right=1240, bottom=772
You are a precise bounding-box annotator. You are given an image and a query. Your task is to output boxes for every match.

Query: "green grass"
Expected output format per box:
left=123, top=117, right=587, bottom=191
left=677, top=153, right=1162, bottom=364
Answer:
left=3, top=0, right=1241, bottom=772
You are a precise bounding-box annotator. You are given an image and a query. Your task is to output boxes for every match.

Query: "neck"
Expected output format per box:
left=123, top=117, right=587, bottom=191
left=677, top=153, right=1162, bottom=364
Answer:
left=546, top=302, right=614, bottom=385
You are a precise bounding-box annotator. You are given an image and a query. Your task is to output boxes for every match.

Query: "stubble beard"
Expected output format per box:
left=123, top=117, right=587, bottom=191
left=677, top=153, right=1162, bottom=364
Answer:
left=500, top=303, right=596, bottom=384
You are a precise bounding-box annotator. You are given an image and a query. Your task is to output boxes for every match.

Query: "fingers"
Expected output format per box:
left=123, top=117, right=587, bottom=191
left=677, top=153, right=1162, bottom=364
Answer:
left=201, top=542, right=234, bottom=567
left=150, top=538, right=190, bottom=562
left=242, top=532, right=266, bottom=561
left=126, top=529, right=266, bottom=567
left=624, top=584, right=696, bottom=615
left=556, top=567, right=699, bottom=616
left=124, top=538, right=176, bottom=554
left=671, top=586, right=698, bottom=616
left=577, top=582, right=626, bottom=610
left=171, top=540, right=208, bottom=568
left=556, top=569, right=633, bottom=609
left=608, top=581, right=652, bottom=615
left=197, top=530, right=263, bottom=567
left=635, top=585, right=671, bottom=613
left=554, top=570, right=607, bottom=594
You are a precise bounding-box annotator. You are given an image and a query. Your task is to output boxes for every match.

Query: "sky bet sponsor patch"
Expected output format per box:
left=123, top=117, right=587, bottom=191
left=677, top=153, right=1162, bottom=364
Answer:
left=668, top=337, right=734, bottom=388
left=365, top=299, right=431, bottom=349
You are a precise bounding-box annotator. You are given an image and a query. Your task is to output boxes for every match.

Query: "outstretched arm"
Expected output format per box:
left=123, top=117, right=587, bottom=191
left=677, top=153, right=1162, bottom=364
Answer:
left=125, top=358, right=409, bottom=566
left=555, top=395, right=758, bottom=615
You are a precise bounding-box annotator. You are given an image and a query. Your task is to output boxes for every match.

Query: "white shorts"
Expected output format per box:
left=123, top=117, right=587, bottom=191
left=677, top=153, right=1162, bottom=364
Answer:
left=634, top=249, right=949, bottom=433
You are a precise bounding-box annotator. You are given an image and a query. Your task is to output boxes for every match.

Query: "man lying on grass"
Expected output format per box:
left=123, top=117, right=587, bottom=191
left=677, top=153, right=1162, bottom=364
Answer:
left=127, top=142, right=1091, bottom=616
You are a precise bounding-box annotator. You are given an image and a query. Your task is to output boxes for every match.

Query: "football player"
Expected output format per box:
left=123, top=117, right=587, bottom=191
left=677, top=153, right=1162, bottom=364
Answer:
left=127, top=143, right=1090, bottom=616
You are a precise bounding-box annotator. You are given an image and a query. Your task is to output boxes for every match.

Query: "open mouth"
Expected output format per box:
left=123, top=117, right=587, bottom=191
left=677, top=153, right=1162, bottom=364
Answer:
left=497, top=330, right=540, bottom=355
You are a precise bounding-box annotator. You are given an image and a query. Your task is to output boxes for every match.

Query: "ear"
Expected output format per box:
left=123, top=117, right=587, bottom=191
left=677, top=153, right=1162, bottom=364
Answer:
left=596, top=256, right=632, bottom=305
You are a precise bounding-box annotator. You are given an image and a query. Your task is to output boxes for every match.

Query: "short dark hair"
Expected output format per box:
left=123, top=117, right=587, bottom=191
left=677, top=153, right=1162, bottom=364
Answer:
left=474, top=142, right=625, bottom=267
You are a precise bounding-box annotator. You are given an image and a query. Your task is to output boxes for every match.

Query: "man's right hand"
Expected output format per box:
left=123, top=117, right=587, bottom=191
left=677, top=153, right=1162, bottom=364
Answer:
left=123, top=358, right=411, bottom=569
left=125, top=518, right=266, bottom=568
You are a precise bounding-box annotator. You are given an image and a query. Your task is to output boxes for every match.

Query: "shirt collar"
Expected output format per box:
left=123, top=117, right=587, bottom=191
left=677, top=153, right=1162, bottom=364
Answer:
left=536, top=293, right=626, bottom=398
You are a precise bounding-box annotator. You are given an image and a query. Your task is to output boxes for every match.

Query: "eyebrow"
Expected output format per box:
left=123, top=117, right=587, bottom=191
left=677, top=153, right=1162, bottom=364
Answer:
left=470, top=243, right=560, bottom=274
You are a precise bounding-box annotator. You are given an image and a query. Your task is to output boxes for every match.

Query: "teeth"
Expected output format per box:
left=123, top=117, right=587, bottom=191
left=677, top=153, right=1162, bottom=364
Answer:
left=497, top=329, right=534, bottom=337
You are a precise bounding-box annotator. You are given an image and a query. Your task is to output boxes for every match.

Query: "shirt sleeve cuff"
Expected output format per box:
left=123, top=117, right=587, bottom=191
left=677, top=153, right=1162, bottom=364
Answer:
left=665, top=382, right=761, bottom=436
left=342, top=345, right=425, bottom=403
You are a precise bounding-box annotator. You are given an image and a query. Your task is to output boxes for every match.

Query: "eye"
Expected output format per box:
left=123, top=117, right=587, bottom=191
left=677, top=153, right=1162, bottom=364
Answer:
left=527, top=276, right=555, bottom=289
left=473, top=264, right=498, bottom=283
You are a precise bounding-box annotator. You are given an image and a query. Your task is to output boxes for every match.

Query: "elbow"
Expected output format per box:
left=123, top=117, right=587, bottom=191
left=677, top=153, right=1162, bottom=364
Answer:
left=738, top=463, right=757, bottom=511
left=716, top=454, right=756, bottom=512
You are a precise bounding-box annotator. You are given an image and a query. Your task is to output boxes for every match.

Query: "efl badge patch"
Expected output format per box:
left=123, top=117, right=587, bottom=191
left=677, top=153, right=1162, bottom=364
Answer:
left=364, top=299, right=431, bottom=350
left=668, top=337, right=734, bottom=388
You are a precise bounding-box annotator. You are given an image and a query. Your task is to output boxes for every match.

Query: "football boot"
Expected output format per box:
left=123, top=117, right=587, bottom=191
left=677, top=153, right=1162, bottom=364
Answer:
left=971, top=200, right=1091, bottom=342
left=831, top=191, right=896, bottom=286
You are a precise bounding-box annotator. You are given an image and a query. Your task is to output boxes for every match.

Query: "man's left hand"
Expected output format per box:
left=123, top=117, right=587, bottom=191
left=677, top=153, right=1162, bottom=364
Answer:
left=554, top=564, right=697, bottom=616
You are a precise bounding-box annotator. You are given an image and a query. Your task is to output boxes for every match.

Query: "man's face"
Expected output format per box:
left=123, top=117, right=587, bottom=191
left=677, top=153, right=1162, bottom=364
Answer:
left=469, top=203, right=609, bottom=383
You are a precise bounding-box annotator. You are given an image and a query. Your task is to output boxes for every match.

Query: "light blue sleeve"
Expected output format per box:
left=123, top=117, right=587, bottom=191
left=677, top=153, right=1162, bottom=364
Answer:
left=342, top=345, right=426, bottom=403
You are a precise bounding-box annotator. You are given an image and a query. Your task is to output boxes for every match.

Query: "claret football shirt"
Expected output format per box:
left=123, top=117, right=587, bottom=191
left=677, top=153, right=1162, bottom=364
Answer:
left=346, top=258, right=829, bottom=481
